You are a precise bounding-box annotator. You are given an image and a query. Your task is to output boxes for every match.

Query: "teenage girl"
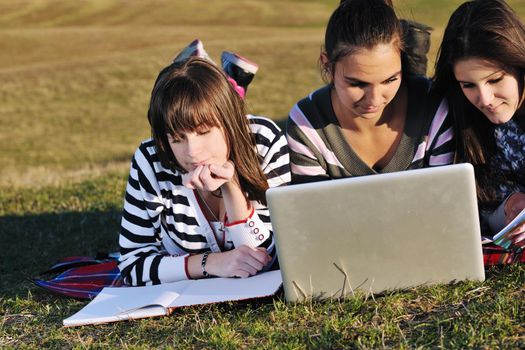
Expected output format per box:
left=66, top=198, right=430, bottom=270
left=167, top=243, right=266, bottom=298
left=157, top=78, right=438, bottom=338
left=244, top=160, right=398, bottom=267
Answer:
left=433, top=0, right=525, bottom=247
left=287, top=0, right=454, bottom=184
left=118, top=57, right=290, bottom=285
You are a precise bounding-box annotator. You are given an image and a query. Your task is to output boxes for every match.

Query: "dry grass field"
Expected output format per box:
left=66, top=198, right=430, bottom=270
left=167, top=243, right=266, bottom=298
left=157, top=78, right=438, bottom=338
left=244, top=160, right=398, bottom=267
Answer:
left=2, top=0, right=523, bottom=189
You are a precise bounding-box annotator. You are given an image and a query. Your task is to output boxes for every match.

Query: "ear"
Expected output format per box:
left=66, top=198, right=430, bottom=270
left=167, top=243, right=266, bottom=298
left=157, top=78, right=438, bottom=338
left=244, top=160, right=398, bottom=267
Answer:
left=320, top=52, right=333, bottom=78
left=320, top=52, right=329, bottom=65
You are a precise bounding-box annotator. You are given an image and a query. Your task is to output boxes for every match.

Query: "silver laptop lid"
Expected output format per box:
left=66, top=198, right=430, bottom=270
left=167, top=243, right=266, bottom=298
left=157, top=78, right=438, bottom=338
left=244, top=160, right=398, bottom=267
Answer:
left=267, top=164, right=485, bottom=302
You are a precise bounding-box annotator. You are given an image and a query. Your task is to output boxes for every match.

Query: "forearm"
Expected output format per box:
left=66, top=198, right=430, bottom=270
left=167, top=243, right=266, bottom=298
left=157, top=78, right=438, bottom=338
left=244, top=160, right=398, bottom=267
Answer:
left=119, top=251, right=190, bottom=285
left=221, top=179, right=251, bottom=222
left=187, top=246, right=271, bottom=279
left=187, top=254, right=207, bottom=279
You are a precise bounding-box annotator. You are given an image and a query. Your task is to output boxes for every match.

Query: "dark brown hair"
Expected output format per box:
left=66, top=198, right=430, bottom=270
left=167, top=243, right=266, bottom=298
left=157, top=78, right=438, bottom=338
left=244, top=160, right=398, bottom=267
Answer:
left=433, top=0, right=525, bottom=202
left=322, top=0, right=403, bottom=80
left=147, top=57, right=269, bottom=204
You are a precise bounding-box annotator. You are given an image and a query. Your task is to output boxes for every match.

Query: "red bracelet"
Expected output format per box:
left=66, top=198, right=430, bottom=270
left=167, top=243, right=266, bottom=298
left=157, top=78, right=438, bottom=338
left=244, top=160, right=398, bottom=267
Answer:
left=224, top=206, right=255, bottom=227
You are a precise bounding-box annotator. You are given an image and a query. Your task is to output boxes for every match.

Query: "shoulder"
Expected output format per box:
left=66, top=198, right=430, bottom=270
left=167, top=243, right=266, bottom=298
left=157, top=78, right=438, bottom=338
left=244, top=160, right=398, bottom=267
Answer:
left=131, top=138, right=157, bottom=165
left=247, top=115, right=284, bottom=142
left=293, top=85, right=331, bottom=113
left=288, top=85, right=333, bottom=131
left=135, top=138, right=156, bottom=156
left=132, top=139, right=181, bottom=176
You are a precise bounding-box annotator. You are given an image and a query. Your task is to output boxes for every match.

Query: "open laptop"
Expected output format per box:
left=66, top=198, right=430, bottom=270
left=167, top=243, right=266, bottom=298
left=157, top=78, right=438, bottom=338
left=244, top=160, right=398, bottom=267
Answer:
left=267, top=164, right=485, bottom=302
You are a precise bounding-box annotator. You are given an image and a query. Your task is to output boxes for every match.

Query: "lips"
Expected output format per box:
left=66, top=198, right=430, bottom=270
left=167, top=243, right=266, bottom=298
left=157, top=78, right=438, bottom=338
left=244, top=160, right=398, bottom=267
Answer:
left=357, top=105, right=381, bottom=114
left=483, top=102, right=503, bottom=113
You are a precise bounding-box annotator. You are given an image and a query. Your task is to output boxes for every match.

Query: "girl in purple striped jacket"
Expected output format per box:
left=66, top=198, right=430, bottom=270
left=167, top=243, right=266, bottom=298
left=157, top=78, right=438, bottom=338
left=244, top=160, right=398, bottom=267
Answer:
left=433, top=0, right=525, bottom=248
left=286, top=0, right=454, bottom=184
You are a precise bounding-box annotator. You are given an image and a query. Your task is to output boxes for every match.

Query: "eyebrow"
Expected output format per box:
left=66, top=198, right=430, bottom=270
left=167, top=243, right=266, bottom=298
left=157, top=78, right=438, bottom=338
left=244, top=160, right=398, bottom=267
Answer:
left=457, top=70, right=505, bottom=84
left=344, top=71, right=402, bottom=84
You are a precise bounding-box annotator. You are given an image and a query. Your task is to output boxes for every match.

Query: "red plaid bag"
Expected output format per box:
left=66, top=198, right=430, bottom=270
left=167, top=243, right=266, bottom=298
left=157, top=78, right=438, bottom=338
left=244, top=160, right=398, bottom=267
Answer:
left=31, top=254, right=123, bottom=299
left=483, top=243, right=525, bottom=266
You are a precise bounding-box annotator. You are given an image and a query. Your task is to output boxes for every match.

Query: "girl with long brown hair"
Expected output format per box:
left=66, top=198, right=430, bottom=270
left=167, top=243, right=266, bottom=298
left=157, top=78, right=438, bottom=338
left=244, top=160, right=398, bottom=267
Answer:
left=287, top=0, right=454, bottom=184
left=118, top=56, right=290, bottom=285
left=433, top=0, right=525, bottom=247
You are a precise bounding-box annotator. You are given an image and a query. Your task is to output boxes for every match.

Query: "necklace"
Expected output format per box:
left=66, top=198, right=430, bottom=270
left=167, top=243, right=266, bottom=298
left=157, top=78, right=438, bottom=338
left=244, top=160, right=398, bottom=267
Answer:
left=195, top=189, right=225, bottom=238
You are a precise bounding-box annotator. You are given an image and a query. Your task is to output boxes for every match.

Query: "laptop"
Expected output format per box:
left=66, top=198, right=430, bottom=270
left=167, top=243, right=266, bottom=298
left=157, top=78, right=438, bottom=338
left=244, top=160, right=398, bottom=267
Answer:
left=267, top=164, right=485, bottom=302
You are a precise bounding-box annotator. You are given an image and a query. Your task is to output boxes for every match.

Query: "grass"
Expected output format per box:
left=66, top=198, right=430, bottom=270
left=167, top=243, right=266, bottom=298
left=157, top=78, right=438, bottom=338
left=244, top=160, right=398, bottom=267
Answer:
left=2, top=0, right=525, bottom=348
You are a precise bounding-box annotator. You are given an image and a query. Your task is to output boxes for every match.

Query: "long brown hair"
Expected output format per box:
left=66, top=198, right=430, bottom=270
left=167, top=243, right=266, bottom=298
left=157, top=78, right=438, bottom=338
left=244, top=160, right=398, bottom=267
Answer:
left=147, top=57, right=269, bottom=205
left=433, top=0, right=525, bottom=203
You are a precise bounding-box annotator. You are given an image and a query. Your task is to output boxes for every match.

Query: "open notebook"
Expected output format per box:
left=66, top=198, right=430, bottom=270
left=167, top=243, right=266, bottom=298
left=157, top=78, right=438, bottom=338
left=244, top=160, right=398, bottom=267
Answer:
left=267, top=164, right=485, bottom=302
left=63, top=270, right=282, bottom=327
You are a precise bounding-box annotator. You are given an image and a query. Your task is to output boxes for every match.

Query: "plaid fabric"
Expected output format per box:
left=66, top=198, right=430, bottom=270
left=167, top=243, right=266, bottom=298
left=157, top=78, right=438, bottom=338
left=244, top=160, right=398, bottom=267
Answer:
left=32, top=255, right=123, bottom=300
left=483, top=243, right=525, bottom=266
left=41, top=255, right=105, bottom=274
left=31, top=245, right=524, bottom=300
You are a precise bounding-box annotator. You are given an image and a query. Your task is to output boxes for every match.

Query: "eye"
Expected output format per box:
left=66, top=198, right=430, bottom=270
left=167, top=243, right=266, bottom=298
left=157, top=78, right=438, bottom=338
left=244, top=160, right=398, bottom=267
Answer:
left=348, top=81, right=366, bottom=88
left=383, top=76, right=399, bottom=85
left=459, top=82, right=475, bottom=89
left=167, top=134, right=183, bottom=143
left=488, top=75, right=504, bottom=85
left=196, top=128, right=211, bottom=136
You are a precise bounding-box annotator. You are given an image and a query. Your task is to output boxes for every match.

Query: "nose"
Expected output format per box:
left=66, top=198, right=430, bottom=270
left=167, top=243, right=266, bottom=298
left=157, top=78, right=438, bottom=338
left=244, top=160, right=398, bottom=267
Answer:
left=478, top=86, right=494, bottom=107
left=185, top=135, right=202, bottom=157
left=364, top=86, right=382, bottom=107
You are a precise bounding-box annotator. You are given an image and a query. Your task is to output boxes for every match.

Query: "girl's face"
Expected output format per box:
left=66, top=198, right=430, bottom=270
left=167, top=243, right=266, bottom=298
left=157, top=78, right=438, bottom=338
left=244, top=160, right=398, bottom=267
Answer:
left=327, top=41, right=402, bottom=121
left=453, top=57, right=522, bottom=124
left=167, top=125, right=229, bottom=172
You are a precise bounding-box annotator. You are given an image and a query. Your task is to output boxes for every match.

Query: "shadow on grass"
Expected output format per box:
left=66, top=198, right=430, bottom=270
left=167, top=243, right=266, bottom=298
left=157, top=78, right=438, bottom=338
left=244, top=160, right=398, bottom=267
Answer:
left=0, top=210, right=121, bottom=298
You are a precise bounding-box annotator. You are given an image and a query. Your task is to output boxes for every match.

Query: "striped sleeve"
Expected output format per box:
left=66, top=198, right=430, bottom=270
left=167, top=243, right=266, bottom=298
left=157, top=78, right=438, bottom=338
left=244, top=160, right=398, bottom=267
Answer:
left=286, top=102, right=332, bottom=184
left=248, top=115, right=291, bottom=188
left=118, top=142, right=188, bottom=286
left=425, top=98, right=455, bottom=166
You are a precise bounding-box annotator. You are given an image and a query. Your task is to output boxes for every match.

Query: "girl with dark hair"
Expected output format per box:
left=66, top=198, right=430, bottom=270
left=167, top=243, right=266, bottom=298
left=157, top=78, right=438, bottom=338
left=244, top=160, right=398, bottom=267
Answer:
left=433, top=0, right=525, bottom=247
left=118, top=56, right=290, bottom=286
left=287, top=0, right=454, bottom=184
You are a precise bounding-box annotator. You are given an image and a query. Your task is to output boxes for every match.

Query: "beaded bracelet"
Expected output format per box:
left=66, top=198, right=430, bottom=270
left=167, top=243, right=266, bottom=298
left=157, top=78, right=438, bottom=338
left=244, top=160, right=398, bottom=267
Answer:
left=201, top=251, right=211, bottom=277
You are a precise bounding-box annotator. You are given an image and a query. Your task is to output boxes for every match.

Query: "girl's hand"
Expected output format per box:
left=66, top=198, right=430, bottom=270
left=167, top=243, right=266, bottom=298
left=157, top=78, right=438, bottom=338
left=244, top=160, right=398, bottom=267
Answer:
left=504, top=192, right=525, bottom=225
left=205, top=245, right=271, bottom=278
left=182, top=161, right=235, bottom=192
left=508, top=225, right=525, bottom=250
left=503, top=192, right=525, bottom=250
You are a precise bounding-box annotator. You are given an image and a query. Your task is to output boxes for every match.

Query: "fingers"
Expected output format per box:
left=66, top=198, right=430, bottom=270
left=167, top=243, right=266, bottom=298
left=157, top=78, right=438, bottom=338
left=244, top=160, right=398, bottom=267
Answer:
left=504, top=192, right=525, bottom=223
left=221, top=246, right=271, bottom=278
left=199, top=164, right=212, bottom=185
left=182, top=165, right=204, bottom=189
left=207, top=246, right=271, bottom=278
left=183, top=162, right=236, bottom=192
left=199, top=165, right=228, bottom=191
left=230, top=246, right=271, bottom=278
left=209, top=161, right=235, bottom=181
left=183, top=165, right=226, bottom=191
left=510, top=230, right=525, bottom=250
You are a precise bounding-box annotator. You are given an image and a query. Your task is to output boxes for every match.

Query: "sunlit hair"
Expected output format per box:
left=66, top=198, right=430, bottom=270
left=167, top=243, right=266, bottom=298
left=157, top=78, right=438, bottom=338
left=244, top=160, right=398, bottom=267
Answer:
left=147, top=57, right=269, bottom=205
left=433, top=0, right=525, bottom=202
left=321, top=0, right=403, bottom=81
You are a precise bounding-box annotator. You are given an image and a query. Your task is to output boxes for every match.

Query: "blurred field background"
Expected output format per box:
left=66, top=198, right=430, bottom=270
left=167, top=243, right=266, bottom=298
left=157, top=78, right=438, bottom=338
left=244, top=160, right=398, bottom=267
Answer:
left=1, top=0, right=523, bottom=189
left=2, top=1, right=525, bottom=348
